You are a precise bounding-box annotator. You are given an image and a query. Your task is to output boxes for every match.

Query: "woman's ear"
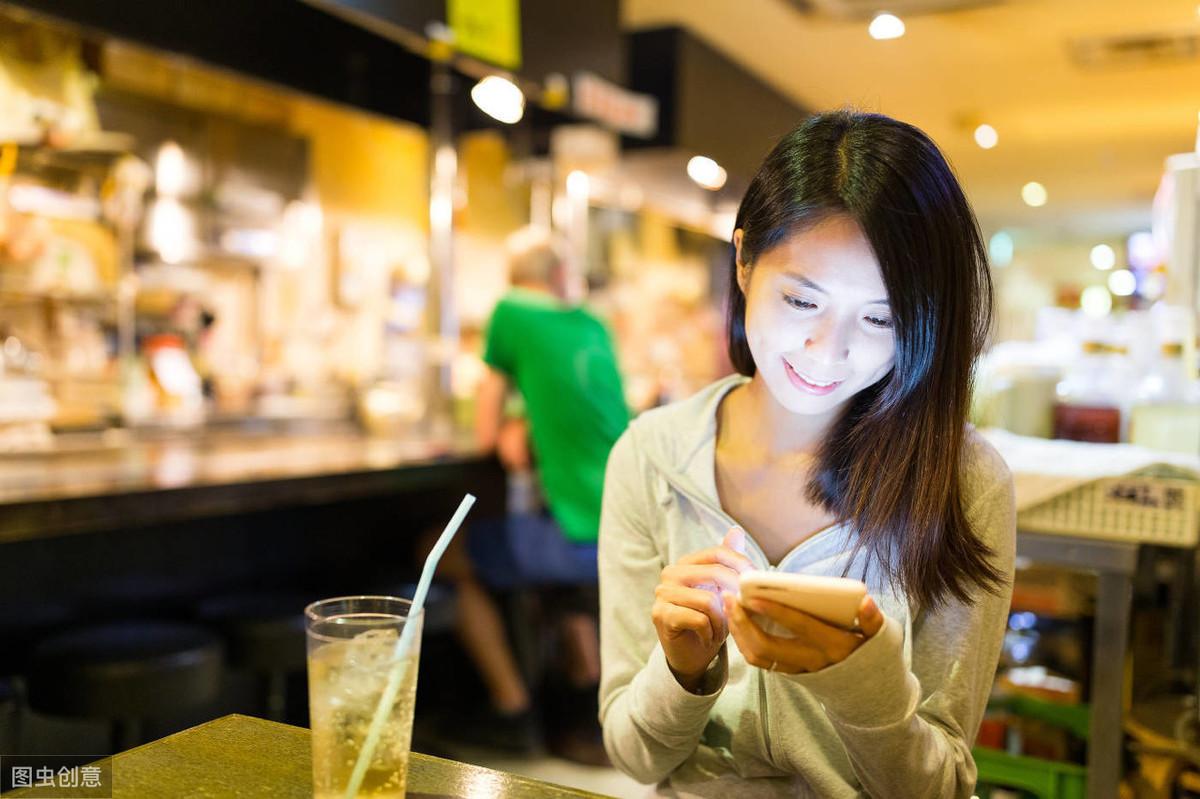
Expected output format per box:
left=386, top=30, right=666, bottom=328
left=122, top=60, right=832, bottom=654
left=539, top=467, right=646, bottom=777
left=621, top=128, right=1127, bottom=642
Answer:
left=733, top=228, right=750, bottom=294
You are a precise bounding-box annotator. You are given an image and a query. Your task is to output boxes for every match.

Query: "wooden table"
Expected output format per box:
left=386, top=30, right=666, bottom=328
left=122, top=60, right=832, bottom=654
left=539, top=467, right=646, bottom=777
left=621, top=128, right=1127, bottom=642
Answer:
left=4, top=714, right=612, bottom=798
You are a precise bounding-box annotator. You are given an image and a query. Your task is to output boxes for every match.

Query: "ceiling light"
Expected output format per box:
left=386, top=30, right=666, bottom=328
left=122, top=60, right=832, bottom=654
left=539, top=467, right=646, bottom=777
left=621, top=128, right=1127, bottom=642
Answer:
left=1021, top=181, right=1047, bottom=207
left=687, top=156, right=727, bottom=191
left=869, top=13, right=905, bottom=40
left=1090, top=244, right=1115, bottom=271
left=1108, top=269, right=1136, bottom=297
left=1080, top=285, right=1112, bottom=318
left=470, top=75, right=525, bottom=124
left=974, top=124, right=998, bottom=149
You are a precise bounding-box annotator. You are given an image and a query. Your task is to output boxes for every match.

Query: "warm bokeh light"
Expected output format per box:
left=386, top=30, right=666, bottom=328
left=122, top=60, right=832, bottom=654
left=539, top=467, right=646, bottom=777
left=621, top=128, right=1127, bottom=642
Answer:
left=974, top=124, right=998, bottom=149
left=1021, top=181, right=1047, bottom=207
left=1089, top=244, right=1115, bottom=271
left=147, top=198, right=193, bottom=264
left=566, top=169, right=590, bottom=200
left=470, top=75, right=525, bottom=124
left=1108, top=269, right=1136, bottom=297
left=686, top=156, right=727, bottom=191
left=430, top=145, right=456, bottom=232
left=155, top=141, right=190, bottom=197
left=869, top=13, right=905, bottom=40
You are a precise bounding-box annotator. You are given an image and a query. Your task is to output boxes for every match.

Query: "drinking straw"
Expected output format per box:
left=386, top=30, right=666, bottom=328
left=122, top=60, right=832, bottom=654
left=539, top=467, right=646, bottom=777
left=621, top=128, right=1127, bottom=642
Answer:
left=343, top=493, right=476, bottom=798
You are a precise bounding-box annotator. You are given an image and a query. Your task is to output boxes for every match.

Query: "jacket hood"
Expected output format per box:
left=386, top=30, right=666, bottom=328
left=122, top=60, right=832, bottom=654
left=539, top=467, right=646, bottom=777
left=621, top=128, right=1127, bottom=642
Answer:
left=627, top=373, right=749, bottom=526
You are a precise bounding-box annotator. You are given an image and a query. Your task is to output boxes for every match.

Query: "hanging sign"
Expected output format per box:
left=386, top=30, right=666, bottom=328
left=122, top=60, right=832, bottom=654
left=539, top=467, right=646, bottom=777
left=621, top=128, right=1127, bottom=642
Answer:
left=573, top=71, right=658, bottom=139
left=448, top=0, right=522, bottom=70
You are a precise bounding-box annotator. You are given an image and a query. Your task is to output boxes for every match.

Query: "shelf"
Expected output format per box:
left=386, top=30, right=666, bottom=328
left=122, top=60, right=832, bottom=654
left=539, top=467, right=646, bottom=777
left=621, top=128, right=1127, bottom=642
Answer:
left=0, top=289, right=117, bottom=306
left=18, top=134, right=135, bottom=172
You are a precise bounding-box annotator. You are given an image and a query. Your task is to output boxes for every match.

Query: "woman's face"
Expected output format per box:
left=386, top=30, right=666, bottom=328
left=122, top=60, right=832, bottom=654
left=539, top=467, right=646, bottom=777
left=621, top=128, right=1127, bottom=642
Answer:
left=736, top=214, right=896, bottom=417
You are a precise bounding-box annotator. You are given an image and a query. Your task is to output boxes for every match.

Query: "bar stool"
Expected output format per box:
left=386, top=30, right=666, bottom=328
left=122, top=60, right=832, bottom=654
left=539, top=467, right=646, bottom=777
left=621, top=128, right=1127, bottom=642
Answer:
left=0, top=678, right=17, bottom=754
left=81, top=575, right=198, bottom=622
left=196, top=593, right=309, bottom=723
left=26, top=621, right=223, bottom=752
left=0, top=599, right=78, bottom=754
left=0, top=600, right=76, bottom=677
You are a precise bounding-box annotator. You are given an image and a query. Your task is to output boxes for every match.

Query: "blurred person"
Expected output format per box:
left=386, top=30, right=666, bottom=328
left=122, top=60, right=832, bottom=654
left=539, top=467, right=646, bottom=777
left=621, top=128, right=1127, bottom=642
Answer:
left=598, top=111, right=1015, bottom=797
left=437, top=227, right=630, bottom=764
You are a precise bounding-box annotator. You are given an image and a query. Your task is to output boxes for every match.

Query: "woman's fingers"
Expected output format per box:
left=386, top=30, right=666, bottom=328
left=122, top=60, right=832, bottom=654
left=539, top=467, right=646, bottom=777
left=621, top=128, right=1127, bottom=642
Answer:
left=727, top=595, right=876, bottom=672
left=661, top=562, right=741, bottom=593
left=655, top=583, right=728, bottom=641
left=744, top=594, right=884, bottom=639
left=664, top=535, right=886, bottom=674
left=720, top=526, right=748, bottom=555
left=857, top=595, right=884, bottom=638
left=744, top=598, right=849, bottom=639
left=677, top=546, right=753, bottom=575
left=653, top=602, right=715, bottom=648
left=723, top=595, right=799, bottom=670
left=742, top=598, right=862, bottom=664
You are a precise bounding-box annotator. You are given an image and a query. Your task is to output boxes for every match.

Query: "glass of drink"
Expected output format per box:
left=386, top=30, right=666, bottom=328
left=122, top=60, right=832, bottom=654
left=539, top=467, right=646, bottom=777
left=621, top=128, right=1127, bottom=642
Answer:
left=306, top=596, right=423, bottom=798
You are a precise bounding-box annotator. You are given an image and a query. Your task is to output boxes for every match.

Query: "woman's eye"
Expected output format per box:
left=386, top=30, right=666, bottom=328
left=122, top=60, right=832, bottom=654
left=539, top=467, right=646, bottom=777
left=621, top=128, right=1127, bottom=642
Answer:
left=783, top=295, right=817, bottom=311
left=864, top=315, right=893, bottom=329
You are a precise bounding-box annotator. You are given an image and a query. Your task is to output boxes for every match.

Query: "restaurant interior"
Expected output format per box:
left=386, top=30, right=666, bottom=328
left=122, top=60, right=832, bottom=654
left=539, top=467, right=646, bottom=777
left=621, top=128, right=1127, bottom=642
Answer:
left=0, top=1, right=1198, bottom=797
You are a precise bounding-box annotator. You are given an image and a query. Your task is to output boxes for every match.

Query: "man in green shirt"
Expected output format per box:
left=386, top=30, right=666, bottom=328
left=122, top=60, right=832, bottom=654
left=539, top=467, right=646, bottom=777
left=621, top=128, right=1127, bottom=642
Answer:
left=477, top=244, right=630, bottom=546
left=465, top=227, right=629, bottom=763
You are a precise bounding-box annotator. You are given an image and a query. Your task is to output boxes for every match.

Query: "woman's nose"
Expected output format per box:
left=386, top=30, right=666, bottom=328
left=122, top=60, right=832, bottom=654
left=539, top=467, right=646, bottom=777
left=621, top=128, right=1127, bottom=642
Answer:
left=804, top=319, right=851, bottom=363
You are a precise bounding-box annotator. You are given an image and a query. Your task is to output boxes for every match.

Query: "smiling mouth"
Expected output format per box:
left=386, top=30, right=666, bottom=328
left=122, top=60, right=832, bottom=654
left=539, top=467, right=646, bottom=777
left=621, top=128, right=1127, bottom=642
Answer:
left=783, top=359, right=844, bottom=395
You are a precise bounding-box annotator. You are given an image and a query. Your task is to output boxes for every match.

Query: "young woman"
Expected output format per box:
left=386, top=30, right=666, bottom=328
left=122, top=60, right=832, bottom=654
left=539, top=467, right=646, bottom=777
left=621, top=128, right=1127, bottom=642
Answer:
left=598, top=111, right=1016, bottom=798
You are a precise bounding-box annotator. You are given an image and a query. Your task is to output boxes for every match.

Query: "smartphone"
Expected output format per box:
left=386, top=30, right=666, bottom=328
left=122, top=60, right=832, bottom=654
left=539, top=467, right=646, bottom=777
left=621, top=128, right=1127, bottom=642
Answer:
left=738, top=571, right=868, bottom=630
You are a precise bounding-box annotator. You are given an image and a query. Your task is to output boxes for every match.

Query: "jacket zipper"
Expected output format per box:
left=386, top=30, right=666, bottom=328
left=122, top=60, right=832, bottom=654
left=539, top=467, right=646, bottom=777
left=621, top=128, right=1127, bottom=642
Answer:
left=639, top=443, right=842, bottom=770
left=758, top=562, right=776, bottom=765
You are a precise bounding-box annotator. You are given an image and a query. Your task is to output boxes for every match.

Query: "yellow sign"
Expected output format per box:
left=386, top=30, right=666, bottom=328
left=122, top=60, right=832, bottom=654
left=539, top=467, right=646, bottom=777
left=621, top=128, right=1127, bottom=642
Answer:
left=448, top=0, right=522, bottom=71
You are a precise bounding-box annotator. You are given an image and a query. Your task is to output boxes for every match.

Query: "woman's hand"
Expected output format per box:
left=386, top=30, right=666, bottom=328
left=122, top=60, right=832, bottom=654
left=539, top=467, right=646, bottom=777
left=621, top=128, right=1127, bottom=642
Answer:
left=722, top=592, right=885, bottom=674
left=653, top=527, right=752, bottom=691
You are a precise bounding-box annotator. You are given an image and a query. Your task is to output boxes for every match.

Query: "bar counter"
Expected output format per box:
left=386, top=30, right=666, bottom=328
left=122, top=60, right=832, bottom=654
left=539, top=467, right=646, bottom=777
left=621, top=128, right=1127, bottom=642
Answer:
left=0, top=425, right=504, bottom=543
left=2, top=714, right=609, bottom=798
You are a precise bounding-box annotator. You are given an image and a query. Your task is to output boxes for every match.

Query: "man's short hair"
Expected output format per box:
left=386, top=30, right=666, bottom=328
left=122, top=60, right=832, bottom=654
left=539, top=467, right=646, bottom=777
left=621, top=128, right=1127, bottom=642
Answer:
left=506, top=226, right=564, bottom=286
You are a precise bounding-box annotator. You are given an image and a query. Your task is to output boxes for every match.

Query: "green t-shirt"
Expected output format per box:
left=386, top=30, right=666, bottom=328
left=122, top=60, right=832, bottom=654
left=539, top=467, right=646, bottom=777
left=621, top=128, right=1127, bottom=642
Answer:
left=483, top=289, right=630, bottom=543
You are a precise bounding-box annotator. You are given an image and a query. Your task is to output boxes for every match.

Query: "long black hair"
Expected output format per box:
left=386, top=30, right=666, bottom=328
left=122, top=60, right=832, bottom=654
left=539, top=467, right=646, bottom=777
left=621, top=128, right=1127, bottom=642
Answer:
left=728, top=110, right=1003, bottom=610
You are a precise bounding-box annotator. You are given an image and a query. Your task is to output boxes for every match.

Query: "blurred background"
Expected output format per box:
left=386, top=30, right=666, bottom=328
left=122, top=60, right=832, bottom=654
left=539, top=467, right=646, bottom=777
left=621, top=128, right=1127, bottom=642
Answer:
left=0, top=2, right=1197, bottom=798
left=0, top=0, right=1193, bottom=443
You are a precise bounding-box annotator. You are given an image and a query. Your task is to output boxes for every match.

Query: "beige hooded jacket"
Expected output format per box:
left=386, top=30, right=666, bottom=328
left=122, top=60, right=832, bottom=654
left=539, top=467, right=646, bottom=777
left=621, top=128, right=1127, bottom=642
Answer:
left=598, top=375, right=1015, bottom=798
